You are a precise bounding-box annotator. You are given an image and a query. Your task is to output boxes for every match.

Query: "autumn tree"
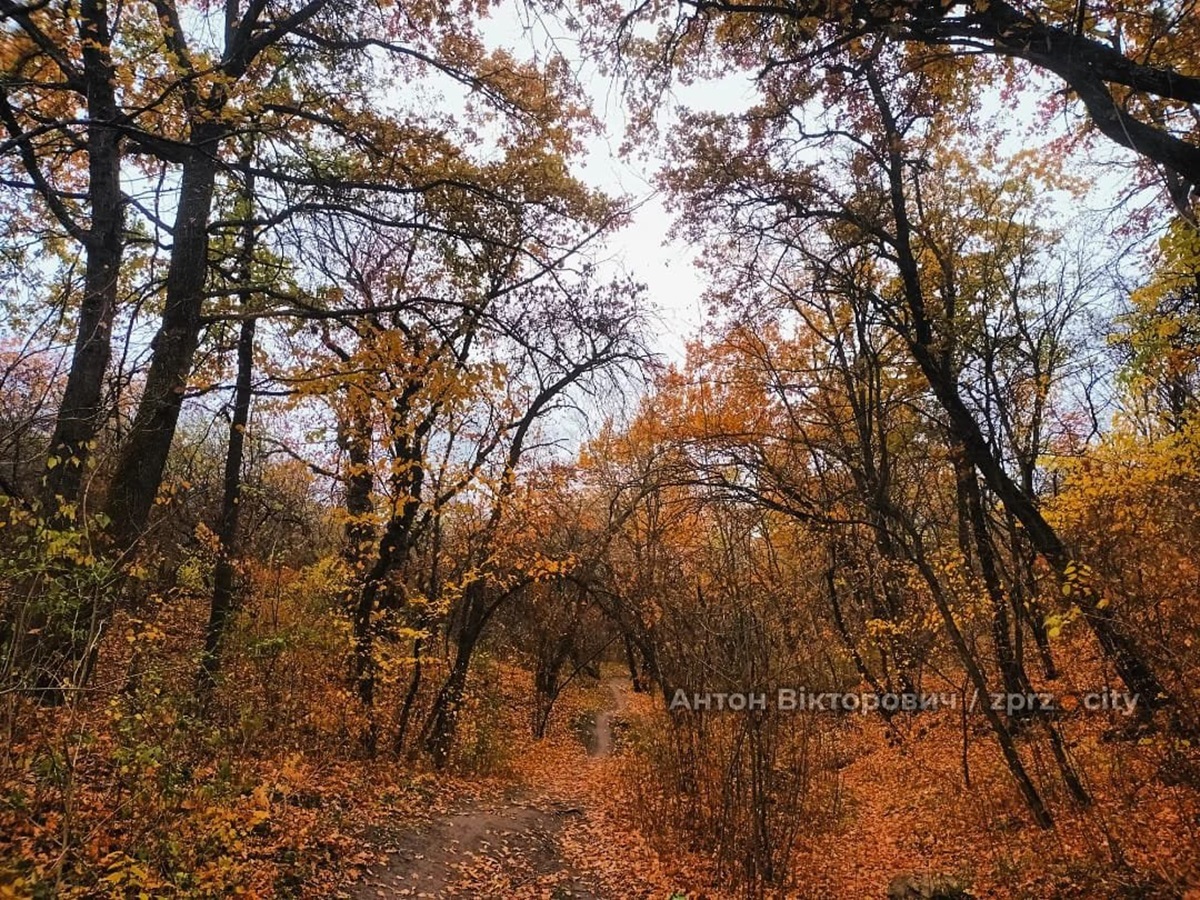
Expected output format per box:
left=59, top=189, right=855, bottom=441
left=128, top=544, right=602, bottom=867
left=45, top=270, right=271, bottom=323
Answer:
left=617, top=0, right=1200, bottom=215
left=1, top=0, right=125, bottom=511
left=418, top=273, right=648, bottom=766
left=1115, top=217, right=1200, bottom=432
left=258, top=137, right=648, bottom=756
left=102, top=0, right=577, bottom=552
left=653, top=37, right=1177, bottom=715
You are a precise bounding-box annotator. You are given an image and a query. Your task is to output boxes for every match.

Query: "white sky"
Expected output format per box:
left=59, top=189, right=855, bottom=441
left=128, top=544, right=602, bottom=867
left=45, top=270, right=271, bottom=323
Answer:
left=480, top=6, right=764, bottom=366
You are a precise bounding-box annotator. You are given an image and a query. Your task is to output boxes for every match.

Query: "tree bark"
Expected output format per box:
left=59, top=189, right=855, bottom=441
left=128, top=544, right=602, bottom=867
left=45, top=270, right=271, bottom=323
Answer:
left=423, top=587, right=485, bottom=768
left=954, top=452, right=1028, bottom=704
left=39, top=0, right=123, bottom=513
left=622, top=632, right=645, bottom=692
left=393, top=635, right=423, bottom=755
left=105, top=123, right=224, bottom=549
left=904, top=528, right=1054, bottom=828
left=1006, top=513, right=1058, bottom=680
left=197, top=162, right=257, bottom=691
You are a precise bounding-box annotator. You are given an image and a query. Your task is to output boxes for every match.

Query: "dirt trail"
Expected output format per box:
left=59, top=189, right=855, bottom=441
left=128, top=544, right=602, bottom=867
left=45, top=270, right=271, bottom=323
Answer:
left=350, top=799, right=599, bottom=899
left=351, top=679, right=631, bottom=899
left=587, top=678, right=627, bottom=758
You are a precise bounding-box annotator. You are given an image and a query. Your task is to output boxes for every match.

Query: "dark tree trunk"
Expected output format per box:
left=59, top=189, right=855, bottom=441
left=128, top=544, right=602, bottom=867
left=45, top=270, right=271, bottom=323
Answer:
left=351, top=515, right=410, bottom=713
left=11, top=0, right=125, bottom=699
left=532, top=632, right=573, bottom=739
left=197, top=164, right=257, bottom=691
left=905, top=531, right=1053, bottom=828
left=826, top=561, right=903, bottom=740
left=1006, top=515, right=1058, bottom=680
left=640, top=637, right=672, bottom=709
left=332, top=400, right=378, bottom=711
left=393, top=635, right=423, bottom=755
left=837, top=336, right=917, bottom=695
left=350, top=381, right=435, bottom=722
left=198, top=314, right=255, bottom=687
left=105, top=122, right=224, bottom=549
left=97, top=0, right=333, bottom=548
left=622, top=631, right=645, bottom=692
left=40, top=0, right=123, bottom=512
left=339, top=407, right=375, bottom=587
left=827, top=563, right=882, bottom=698
left=862, top=520, right=916, bottom=695
left=954, top=453, right=1028, bottom=704
left=424, top=599, right=483, bottom=768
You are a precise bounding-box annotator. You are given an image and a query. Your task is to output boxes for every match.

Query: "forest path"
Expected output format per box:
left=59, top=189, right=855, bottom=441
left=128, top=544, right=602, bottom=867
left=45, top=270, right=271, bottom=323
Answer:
left=349, top=678, right=635, bottom=899
left=349, top=798, right=601, bottom=899
left=587, top=676, right=628, bottom=758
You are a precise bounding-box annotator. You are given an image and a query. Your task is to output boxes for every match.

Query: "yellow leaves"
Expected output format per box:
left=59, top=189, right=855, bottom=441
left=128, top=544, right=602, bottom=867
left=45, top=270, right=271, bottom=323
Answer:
left=0, top=878, right=35, bottom=900
left=124, top=619, right=167, bottom=646
left=1115, top=218, right=1200, bottom=422
left=523, top=552, right=578, bottom=581
left=1044, top=606, right=1081, bottom=641
left=247, top=784, right=273, bottom=830
left=194, top=521, right=222, bottom=555
left=98, top=851, right=163, bottom=892
left=865, top=617, right=899, bottom=638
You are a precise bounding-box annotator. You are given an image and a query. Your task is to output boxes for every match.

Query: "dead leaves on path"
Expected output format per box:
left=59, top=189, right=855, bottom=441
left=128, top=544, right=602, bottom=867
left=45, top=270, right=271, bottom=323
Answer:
left=338, top=673, right=712, bottom=900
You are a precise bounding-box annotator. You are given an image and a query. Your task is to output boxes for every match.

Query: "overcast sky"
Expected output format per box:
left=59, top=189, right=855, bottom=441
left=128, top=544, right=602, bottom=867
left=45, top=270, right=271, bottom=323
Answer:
left=479, top=5, right=770, bottom=366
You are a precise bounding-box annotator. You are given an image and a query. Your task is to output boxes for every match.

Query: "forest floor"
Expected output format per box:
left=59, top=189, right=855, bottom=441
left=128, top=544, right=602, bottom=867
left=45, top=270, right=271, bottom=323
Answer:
left=341, top=677, right=701, bottom=900
left=348, top=797, right=602, bottom=899
left=331, top=668, right=1200, bottom=900
left=6, top=647, right=1200, bottom=899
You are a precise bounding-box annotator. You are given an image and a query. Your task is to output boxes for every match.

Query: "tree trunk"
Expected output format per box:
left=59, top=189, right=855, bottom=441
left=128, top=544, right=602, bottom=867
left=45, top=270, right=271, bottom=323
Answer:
left=532, top=633, right=573, bottom=739
left=622, top=632, right=645, bottom=692
left=955, top=453, right=1028, bottom=704
left=40, top=0, right=123, bottom=513
left=424, top=614, right=481, bottom=769
left=913, top=341, right=1169, bottom=709
left=906, top=531, right=1053, bottom=828
left=104, top=122, right=224, bottom=549
left=339, top=406, right=375, bottom=588
left=197, top=313, right=255, bottom=688
left=197, top=163, right=257, bottom=691
left=15, top=0, right=125, bottom=696
left=393, top=635, right=423, bottom=755
left=1007, top=516, right=1058, bottom=681
left=826, top=562, right=903, bottom=741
